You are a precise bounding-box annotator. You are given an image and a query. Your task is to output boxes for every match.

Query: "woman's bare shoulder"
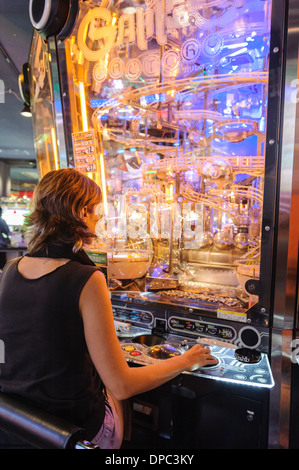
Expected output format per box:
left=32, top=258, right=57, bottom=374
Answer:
left=86, top=268, right=107, bottom=286
left=80, top=268, right=110, bottom=308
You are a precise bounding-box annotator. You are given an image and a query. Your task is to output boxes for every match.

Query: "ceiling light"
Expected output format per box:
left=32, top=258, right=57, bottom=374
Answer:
left=20, top=103, right=32, bottom=118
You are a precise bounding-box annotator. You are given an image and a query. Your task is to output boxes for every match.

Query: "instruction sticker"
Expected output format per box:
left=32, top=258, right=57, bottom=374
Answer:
left=72, top=129, right=97, bottom=173
left=217, top=309, right=247, bottom=323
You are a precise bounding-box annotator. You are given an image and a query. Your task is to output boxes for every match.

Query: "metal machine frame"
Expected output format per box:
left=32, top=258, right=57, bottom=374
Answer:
left=268, top=0, right=299, bottom=449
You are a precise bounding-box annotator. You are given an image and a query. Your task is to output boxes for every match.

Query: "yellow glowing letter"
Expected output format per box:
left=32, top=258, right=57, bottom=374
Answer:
left=77, top=7, right=116, bottom=62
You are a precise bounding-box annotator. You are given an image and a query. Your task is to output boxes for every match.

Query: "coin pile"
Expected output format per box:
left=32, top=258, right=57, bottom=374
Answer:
left=157, top=289, right=244, bottom=308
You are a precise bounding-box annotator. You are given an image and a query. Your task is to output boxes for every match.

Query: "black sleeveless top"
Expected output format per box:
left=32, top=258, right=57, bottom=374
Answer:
left=0, top=256, right=106, bottom=440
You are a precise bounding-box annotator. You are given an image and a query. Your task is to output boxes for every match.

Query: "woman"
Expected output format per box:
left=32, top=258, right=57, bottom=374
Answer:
left=0, top=168, right=217, bottom=449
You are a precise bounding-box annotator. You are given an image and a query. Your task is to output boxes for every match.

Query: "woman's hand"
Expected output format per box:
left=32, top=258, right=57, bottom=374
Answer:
left=182, top=345, right=218, bottom=371
left=80, top=271, right=219, bottom=400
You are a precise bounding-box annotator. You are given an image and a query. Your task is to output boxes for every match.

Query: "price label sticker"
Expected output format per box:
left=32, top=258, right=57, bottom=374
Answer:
left=72, top=130, right=97, bottom=173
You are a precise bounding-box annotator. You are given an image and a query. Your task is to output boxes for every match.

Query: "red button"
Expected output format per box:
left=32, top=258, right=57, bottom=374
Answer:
left=130, top=350, right=141, bottom=356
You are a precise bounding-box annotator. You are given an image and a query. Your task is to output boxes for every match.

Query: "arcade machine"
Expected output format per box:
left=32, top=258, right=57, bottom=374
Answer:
left=23, top=0, right=299, bottom=448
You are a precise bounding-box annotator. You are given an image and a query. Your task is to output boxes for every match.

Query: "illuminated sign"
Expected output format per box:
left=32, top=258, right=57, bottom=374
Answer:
left=76, top=0, right=238, bottom=67
left=76, top=2, right=227, bottom=81
left=77, top=3, right=167, bottom=63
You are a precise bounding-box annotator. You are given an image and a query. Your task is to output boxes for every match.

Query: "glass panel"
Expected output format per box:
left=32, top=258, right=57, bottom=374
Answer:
left=28, top=32, right=59, bottom=176
left=60, top=0, right=273, bottom=313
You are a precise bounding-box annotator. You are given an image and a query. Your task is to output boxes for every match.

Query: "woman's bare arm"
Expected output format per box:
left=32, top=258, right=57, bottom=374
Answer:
left=80, top=271, right=217, bottom=401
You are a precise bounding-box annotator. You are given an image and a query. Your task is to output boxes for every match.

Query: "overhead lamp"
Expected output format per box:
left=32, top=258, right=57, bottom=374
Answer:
left=19, top=63, right=32, bottom=117
left=20, top=103, right=32, bottom=118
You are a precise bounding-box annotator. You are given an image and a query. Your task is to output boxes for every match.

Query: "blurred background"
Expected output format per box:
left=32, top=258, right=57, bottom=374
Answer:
left=0, top=0, right=38, bottom=197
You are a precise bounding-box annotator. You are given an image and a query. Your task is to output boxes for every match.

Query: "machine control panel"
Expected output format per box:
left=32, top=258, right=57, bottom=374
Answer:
left=112, top=301, right=270, bottom=352
left=169, top=316, right=236, bottom=341
left=112, top=305, right=154, bottom=326
left=120, top=341, right=275, bottom=389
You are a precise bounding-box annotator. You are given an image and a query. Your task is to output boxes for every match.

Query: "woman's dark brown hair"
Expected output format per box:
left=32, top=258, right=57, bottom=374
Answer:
left=26, top=168, right=102, bottom=253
